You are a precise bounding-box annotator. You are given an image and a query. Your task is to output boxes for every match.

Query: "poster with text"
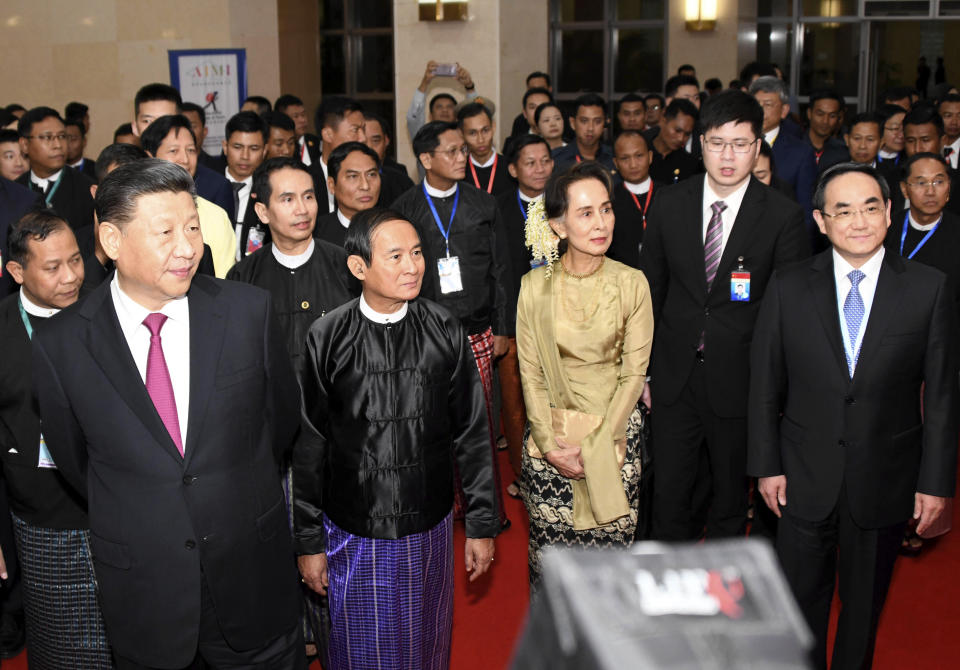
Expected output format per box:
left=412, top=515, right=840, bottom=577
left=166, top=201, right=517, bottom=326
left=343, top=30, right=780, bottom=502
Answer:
left=169, top=49, right=247, bottom=157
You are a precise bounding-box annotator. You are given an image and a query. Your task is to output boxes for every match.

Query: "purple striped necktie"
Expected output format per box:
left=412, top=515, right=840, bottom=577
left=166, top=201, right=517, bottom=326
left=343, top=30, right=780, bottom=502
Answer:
left=704, top=200, right=727, bottom=288
left=143, top=313, right=184, bottom=456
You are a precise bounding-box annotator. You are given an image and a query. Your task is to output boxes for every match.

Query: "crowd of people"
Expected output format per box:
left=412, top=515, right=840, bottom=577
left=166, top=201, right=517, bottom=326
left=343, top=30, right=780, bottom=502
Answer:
left=0, top=56, right=958, bottom=670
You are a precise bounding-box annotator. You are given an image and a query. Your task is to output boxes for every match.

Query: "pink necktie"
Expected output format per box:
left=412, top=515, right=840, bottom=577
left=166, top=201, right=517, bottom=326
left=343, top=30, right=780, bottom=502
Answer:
left=143, top=313, right=183, bottom=456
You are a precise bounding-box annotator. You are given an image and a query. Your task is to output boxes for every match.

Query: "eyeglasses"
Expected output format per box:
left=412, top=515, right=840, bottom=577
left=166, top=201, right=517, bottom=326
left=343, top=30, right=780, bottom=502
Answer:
left=820, top=204, right=885, bottom=223
left=432, top=145, right=469, bottom=159
left=26, top=133, right=66, bottom=144
left=703, top=138, right=758, bottom=154
left=905, top=178, right=948, bottom=189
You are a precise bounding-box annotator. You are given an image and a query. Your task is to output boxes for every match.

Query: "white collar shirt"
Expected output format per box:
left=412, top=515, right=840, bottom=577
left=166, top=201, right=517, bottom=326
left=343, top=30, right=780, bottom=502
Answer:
left=701, top=175, right=750, bottom=250
left=833, top=247, right=885, bottom=376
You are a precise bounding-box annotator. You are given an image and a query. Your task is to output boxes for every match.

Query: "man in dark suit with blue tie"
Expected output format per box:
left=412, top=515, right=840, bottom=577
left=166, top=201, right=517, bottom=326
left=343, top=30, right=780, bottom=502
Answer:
left=749, top=162, right=958, bottom=670
left=751, top=76, right=818, bottom=246
left=32, top=159, right=305, bottom=669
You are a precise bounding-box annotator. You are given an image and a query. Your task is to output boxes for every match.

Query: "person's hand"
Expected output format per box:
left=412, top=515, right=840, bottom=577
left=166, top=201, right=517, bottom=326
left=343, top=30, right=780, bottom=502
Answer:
left=464, top=537, right=495, bottom=582
left=456, top=64, right=475, bottom=90
left=758, top=475, right=787, bottom=518
left=546, top=438, right=585, bottom=479
left=297, top=553, right=329, bottom=596
left=493, top=335, right=509, bottom=359
left=418, top=60, right=439, bottom=92
left=641, top=381, right=652, bottom=409
left=914, top=492, right=947, bottom=535
left=0, top=544, right=6, bottom=580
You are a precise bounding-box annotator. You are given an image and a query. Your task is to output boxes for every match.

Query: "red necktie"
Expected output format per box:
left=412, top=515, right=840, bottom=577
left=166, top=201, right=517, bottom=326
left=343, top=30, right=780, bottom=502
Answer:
left=143, top=313, right=183, bottom=456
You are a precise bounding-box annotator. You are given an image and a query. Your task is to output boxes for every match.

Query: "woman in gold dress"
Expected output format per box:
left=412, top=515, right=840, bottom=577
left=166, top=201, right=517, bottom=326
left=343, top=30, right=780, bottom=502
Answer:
left=516, top=161, right=654, bottom=587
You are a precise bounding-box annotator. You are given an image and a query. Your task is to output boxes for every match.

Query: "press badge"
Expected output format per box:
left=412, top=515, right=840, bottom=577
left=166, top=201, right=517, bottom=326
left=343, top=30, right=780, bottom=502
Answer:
left=37, top=433, right=57, bottom=469
left=438, top=255, right=463, bottom=294
left=246, top=227, right=266, bottom=256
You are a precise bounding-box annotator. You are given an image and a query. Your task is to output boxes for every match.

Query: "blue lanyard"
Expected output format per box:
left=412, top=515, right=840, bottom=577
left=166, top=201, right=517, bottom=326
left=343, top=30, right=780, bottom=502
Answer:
left=18, top=296, right=34, bottom=340
left=899, top=212, right=939, bottom=259
left=422, top=182, right=459, bottom=256
left=516, top=189, right=528, bottom=221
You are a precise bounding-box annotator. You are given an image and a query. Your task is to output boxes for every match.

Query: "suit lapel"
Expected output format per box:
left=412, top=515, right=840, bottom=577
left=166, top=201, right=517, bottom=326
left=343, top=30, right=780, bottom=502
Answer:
left=683, top=177, right=709, bottom=296
left=852, top=254, right=905, bottom=384
left=710, top=179, right=764, bottom=299
left=80, top=278, right=186, bottom=465
left=808, top=251, right=848, bottom=375
left=182, top=277, right=226, bottom=468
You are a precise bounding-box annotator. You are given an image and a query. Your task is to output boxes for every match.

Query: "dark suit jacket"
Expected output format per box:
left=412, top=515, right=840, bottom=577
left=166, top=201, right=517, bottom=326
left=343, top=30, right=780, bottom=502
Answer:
left=639, top=176, right=808, bottom=417
left=32, top=275, right=301, bottom=666
left=885, top=208, right=960, bottom=318
left=16, top=166, right=94, bottom=234
left=197, top=149, right=222, bottom=172
left=748, top=251, right=958, bottom=527
left=313, top=211, right=346, bottom=248
left=770, top=128, right=817, bottom=215
left=75, top=157, right=97, bottom=183
left=379, top=163, right=414, bottom=208
left=0, top=177, right=42, bottom=296
left=236, top=194, right=270, bottom=258
left=608, top=181, right=659, bottom=270
left=299, top=133, right=321, bottom=165
left=551, top=143, right=615, bottom=173
left=194, top=163, right=236, bottom=222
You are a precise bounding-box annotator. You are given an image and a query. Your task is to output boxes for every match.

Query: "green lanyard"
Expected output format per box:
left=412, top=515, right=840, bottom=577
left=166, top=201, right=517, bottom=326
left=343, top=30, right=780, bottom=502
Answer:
left=41, top=171, right=64, bottom=207
left=18, top=296, right=34, bottom=340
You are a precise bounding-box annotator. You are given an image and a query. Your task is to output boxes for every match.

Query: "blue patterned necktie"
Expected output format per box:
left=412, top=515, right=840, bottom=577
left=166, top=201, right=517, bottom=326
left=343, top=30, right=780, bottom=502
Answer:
left=843, top=269, right=866, bottom=375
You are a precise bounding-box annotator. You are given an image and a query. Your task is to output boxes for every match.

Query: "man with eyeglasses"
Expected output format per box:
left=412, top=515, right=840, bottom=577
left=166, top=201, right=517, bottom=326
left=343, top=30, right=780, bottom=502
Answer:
left=644, top=94, right=665, bottom=130
left=640, top=90, right=807, bottom=544
left=15, top=107, right=95, bottom=243
left=750, top=77, right=818, bottom=232
left=393, top=121, right=510, bottom=532
left=749, top=161, right=958, bottom=670
left=891, top=104, right=960, bottom=217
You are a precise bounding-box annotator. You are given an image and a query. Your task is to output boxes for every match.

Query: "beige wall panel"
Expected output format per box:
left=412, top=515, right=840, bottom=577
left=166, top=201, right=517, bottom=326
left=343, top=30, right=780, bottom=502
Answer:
left=277, top=0, right=321, bottom=112
left=498, top=0, right=548, bottom=140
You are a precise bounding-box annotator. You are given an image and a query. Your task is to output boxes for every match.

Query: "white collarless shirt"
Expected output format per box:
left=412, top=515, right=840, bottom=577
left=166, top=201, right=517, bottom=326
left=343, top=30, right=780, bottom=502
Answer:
left=272, top=239, right=315, bottom=270
left=944, top=137, right=960, bottom=170
left=701, top=175, right=750, bottom=251
left=110, top=275, right=191, bottom=450
left=299, top=136, right=313, bottom=166
left=424, top=181, right=458, bottom=198
left=19, top=289, right=60, bottom=318
left=30, top=169, right=62, bottom=193
left=359, top=293, right=408, bottom=324
left=763, top=126, right=781, bottom=147
left=833, top=247, right=885, bottom=376
left=336, top=210, right=351, bottom=229
left=625, top=177, right=652, bottom=195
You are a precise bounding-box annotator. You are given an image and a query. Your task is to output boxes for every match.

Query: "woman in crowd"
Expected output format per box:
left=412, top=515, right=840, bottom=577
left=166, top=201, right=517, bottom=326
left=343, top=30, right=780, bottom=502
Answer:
left=515, top=161, right=653, bottom=587
left=533, top=102, right=566, bottom=151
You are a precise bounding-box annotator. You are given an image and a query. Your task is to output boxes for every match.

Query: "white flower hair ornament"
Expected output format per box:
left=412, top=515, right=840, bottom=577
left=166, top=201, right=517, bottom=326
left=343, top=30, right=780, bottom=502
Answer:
left=524, top=199, right=560, bottom=278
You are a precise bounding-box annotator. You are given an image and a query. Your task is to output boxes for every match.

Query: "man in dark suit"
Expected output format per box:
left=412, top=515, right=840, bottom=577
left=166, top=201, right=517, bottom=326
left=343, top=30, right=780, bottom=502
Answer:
left=750, top=77, right=817, bottom=225
left=180, top=102, right=221, bottom=171
left=63, top=117, right=97, bottom=182
left=314, top=142, right=381, bottom=247
left=222, top=112, right=269, bottom=259
left=608, top=130, right=658, bottom=269
left=890, top=104, right=960, bottom=217
left=312, top=97, right=367, bottom=217
left=639, top=90, right=808, bottom=542
left=458, top=102, right=515, bottom=197
left=32, top=159, right=305, bottom=669
left=0, top=176, right=41, bottom=296
left=363, top=112, right=414, bottom=204
left=276, top=94, right=320, bottom=167
left=645, top=99, right=700, bottom=184
left=15, top=107, right=95, bottom=247
left=552, top=93, right=614, bottom=173
left=749, top=162, right=958, bottom=670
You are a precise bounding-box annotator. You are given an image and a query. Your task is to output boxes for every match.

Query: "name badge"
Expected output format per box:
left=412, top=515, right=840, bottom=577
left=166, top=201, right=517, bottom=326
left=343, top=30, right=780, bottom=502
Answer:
left=530, top=258, right=547, bottom=270
left=438, top=255, right=463, bottom=294
left=246, top=226, right=265, bottom=256
left=38, top=433, right=57, bottom=469
left=730, top=271, right=751, bottom=302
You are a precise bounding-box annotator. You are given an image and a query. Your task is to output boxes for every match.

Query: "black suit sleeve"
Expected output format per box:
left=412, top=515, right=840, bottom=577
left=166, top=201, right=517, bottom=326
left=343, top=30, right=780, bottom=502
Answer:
left=489, top=204, right=510, bottom=336
left=747, top=272, right=787, bottom=478
left=32, top=337, right=88, bottom=497
left=917, top=273, right=960, bottom=497
left=773, top=201, right=810, bottom=265
left=637, top=197, right=669, bottom=323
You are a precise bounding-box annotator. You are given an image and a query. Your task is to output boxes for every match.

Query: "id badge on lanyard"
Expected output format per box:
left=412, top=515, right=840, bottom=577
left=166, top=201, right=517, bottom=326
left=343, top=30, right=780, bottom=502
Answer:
left=424, top=183, right=464, bottom=293
left=246, top=226, right=266, bottom=256
left=730, top=257, right=750, bottom=302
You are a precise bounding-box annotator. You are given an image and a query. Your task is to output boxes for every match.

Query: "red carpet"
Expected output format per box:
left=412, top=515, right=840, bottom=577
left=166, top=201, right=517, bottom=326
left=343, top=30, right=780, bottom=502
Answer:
left=6, top=453, right=959, bottom=668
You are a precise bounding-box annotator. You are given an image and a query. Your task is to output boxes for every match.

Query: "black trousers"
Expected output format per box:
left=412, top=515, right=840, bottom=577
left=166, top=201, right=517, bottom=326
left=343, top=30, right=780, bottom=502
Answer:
left=776, top=486, right=904, bottom=670
left=651, top=359, right=748, bottom=540
left=115, top=576, right=307, bottom=670
left=0, top=480, right=22, bottom=615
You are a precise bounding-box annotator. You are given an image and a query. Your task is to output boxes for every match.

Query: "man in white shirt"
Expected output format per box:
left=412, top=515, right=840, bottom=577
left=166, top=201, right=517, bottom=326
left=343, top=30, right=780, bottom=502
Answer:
left=314, top=96, right=367, bottom=216
left=938, top=93, right=960, bottom=170
left=313, top=142, right=381, bottom=248
left=222, top=111, right=268, bottom=259
left=750, top=162, right=958, bottom=670
left=32, top=158, right=305, bottom=669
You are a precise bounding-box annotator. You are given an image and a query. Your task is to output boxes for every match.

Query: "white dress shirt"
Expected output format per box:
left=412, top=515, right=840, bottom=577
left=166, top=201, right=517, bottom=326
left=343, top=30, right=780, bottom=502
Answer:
left=110, top=275, right=191, bottom=450
left=833, top=247, right=885, bottom=376
left=424, top=180, right=458, bottom=198
left=19, top=289, right=60, bottom=318
left=944, top=136, right=960, bottom=170
left=226, top=170, right=253, bottom=223
left=336, top=209, right=351, bottom=229
left=359, top=293, right=408, bottom=324
left=272, top=239, right=315, bottom=270
left=517, top=190, right=543, bottom=204
left=763, top=126, right=781, bottom=147
left=702, top=175, right=750, bottom=250
left=625, top=177, right=652, bottom=195
left=318, top=158, right=334, bottom=214
left=470, top=153, right=496, bottom=169
left=30, top=169, right=62, bottom=194
left=299, top=135, right=313, bottom=166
